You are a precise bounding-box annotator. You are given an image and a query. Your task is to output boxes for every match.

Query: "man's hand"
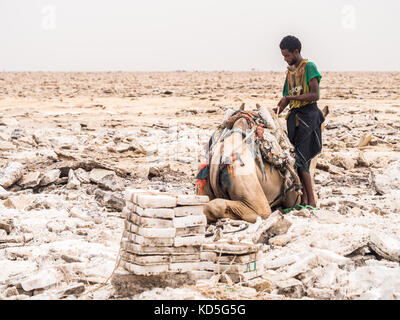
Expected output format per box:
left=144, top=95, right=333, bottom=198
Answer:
left=273, top=97, right=289, bottom=114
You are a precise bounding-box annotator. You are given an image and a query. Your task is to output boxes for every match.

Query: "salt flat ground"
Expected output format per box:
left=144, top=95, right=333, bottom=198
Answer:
left=0, top=72, right=399, bottom=300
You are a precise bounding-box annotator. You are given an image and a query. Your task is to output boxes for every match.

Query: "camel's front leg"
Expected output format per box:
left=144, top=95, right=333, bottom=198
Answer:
left=203, top=198, right=266, bottom=224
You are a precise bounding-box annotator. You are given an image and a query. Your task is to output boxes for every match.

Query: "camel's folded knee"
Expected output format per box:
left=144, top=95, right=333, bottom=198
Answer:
left=203, top=199, right=228, bottom=223
left=203, top=198, right=269, bottom=224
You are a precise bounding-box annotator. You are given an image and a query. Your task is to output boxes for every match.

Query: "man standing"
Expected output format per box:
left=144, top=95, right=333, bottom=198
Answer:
left=274, top=35, right=325, bottom=210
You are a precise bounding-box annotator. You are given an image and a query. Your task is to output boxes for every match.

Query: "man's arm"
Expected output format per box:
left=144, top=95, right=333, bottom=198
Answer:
left=286, top=77, right=319, bottom=102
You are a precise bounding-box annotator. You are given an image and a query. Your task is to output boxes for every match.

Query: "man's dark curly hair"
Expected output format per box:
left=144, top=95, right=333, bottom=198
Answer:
left=279, top=35, right=302, bottom=53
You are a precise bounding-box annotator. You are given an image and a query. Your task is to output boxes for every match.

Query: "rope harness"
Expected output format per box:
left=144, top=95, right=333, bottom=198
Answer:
left=198, top=109, right=302, bottom=208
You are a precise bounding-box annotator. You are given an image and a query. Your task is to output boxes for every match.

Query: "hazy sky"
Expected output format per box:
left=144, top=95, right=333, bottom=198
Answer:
left=1, top=0, right=399, bottom=71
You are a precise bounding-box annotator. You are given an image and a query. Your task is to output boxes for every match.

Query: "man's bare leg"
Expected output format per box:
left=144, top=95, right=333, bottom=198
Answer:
left=297, top=168, right=308, bottom=209
left=298, top=169, right=316, bottom=207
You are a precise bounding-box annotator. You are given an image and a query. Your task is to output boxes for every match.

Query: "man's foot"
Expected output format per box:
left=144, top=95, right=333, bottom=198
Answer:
left=305, top=204, right=318, bottom=211
left=295, top=203, right=307, bottom=210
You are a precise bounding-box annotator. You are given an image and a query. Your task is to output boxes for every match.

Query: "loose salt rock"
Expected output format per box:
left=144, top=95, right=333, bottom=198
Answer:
left=20, top=270, right=58, bottom=291
left=264, top=256, right=297, bottom=270
left=67, top=169, right=81, bottom=189
left=0, top=185, right=10, bottom=199
left=74, top=168, right=90, bottom=183
left=369, top=231, right=400, bottom=262
left=39, top=169, right=60, bottom=186
left=18, top=171, right=42, bottom=189
left=0, top=162, right=24, bottom=188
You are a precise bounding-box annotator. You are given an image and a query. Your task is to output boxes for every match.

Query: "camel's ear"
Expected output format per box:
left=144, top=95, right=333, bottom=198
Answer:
left=256, top=103, right=261, bottom=110
left=239, top=103, right=245, bottom=111
left=322, top=105, right=329, bottom=117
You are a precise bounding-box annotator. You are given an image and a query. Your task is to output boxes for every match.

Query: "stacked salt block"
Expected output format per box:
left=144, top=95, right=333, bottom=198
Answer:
left=195, top=242, right=265, bottom=283
left=120, top=189, right=209, bottom=276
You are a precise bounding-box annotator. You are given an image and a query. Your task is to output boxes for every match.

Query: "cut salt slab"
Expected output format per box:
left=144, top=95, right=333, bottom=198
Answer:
left=122, top=230, right=174, bottom=247
left=121, top=252, right=200, bottom=265
left=121, top=260, right=169, bottom=275
left=200, top=251, right=218, bottom=262
left=124, top=188, right=159, bottom=202
left=126, top=211, right=174, bottom=228
left=125, top=202, right=174, bottom=219
left=174, top=235, right=204, bottom=247
left=189, top=270, right=215, bottom=281
left=174, top=205, right=204, bottom=217
left=124, top=220, right=176, bottom=238
left=170, top=262, right=200, bottom=273
left=121, top=241, right=201, bottom=256
left=173, top=215, right=207, bottom=228
left=176, top=226, right=205, bottom=237
left=217, top=252, right=261, bottom=264
left=176, top=195, right=209, bottom=206
left=202, top=243, right=262, bottom=255
left=133, top=193, right=177, bottom=209
left=198, top=261, right=217, bottom=272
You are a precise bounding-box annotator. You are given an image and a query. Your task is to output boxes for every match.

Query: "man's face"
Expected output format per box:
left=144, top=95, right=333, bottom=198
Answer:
left=281, top=49, right=299, bottom=66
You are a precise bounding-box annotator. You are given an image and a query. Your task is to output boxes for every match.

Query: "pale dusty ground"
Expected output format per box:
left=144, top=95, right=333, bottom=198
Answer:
left=0, top=72, right=399, bottom=300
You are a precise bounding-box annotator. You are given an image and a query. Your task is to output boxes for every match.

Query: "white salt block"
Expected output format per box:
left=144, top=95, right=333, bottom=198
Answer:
left=121, top=252, right=199, bottom=265
left=176, top=195, right=209, bottom=206
left=202, top=243, right=262, bottom=255
left=174, top=205, right=204, bottom=217
left=198, top=261, right=216, bottom=272
left=120, top=260, right=169, bottom=275
left=122, top=230, right=174, bottom=247
left=189, top=270, right=215, bottom=281
left=124, top=220, right=176, bottom=238
left=133, top=193, right=177, bottom=208
left=174, top=235, right=204, bottom=247
left=217, top=252, right=259, bottom=264
left=121, top=252, right=170, bottom=265
left=169, top=262, right=200, bottom=273
left=173, top=215, right=207, bottom=228
left=126, top=202, right=174, bottom=219
left=121, top=241, right=200, bottom=255
left=126, top=211, right=174, bottom=228
left=175, top=226, right=206, bottom=237
left=124, top=188, right=158, bottom=202
left=200, top=251, right=218, bottom=262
